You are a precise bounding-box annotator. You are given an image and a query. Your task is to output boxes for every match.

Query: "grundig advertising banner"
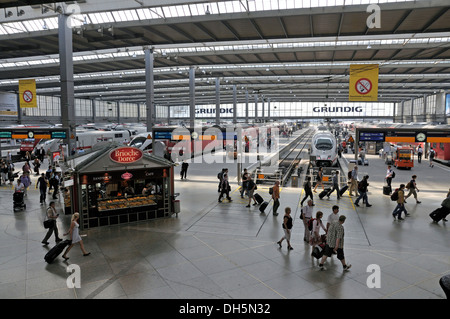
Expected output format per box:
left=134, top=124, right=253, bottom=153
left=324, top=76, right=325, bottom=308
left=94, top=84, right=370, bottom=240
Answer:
left=349, top=64, right=379, bottom=102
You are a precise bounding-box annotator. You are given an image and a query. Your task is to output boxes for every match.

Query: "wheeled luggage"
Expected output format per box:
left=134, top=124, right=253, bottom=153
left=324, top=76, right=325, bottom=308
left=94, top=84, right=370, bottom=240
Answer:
left=311, top=244, right=325, bottom=259
left=319, top=188, right=331, bottom=199
left=358, top=158, right=369, bottom=166
left=254, top=193, right=264, bottom=205
left=429, top=207, right=449, bottom=223
left=383, top=185, right=391, bottom=195
left=44, top=240, right=71, bottom=264
left=259, top=201, right=269, bottom=213
left=339, top=185, right=349, bottom=197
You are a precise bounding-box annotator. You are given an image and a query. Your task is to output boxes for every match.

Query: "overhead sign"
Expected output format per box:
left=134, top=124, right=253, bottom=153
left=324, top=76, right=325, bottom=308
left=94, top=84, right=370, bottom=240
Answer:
left=349, top=64, right=379, bottom=102
left=110, top=147, right=143, bottom=164
left=359, top=132, right=385, bottom=141
left=19, top=79, right=37, bottom=108
left=0, top=92, right=18, bottom=117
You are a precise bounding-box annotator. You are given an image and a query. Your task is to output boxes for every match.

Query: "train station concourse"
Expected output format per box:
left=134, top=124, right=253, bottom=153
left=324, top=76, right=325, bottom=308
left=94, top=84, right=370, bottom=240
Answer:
left=0, top=0, right=449, bottom=304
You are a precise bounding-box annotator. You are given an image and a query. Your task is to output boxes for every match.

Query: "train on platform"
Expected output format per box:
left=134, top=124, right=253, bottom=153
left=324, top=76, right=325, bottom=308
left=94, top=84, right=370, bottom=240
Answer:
left=128, top=123, right=286, bottom=160
left=310, top=131, right=338, bottom=167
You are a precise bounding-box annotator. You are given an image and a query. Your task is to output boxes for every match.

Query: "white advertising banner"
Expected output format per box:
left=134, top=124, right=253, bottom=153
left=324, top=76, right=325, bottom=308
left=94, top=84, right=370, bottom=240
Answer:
left=0, top=92, right=18, bottom=117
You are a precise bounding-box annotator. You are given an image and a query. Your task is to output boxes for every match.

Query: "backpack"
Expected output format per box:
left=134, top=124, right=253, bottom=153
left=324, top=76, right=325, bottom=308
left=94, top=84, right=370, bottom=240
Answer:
left=217, top=172, right=223, bottom=180
left=348, top=171, right=352, bottom=179
left=307, top=218, right=316, bottom=231
left=430, top=150, right=435, bottom=159
left=390, top=189, right=399, bottom=201
left=269, top=187, right=273, bottom=195
left=391, top=171, right=396, bottom=178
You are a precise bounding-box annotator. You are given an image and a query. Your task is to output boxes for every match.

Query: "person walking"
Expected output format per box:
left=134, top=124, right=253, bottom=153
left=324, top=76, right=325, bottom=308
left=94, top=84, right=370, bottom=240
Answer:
left=309, top=211, right=327, bottom=251
left=62, top=212, right=90, bottom=260
left=272, top=180, right=280, bottom=216
left=404, top=175, right=421, bottom=204
left=326, top=171, right=341, bottom=200
left=180, top=160, right=189, bottom=180
left=354, top=175, right=372, bottom=207
left=277, top=207, right=293, bottom=251
left=417, top=145, right=423, bottom=163
left=302, top=199, right=314, bottom=243
left=20, top=172, right=31, bottom=197
left=51, top=172, right=60, bottom=199
left=0, top=162, right=7, bottom=185
left=217, top=168, right=227, bottom=193
left=240, top=168, right=249, bottom=198
left=326, top=205, right=340, bottom=233
left=246, top=175, right=258, bottom=207
left=348, top=166, right=358, bottom=197
left=218, top=173, right=232, bottom=203
left=42, top=201, right=62, bottom=245
left=301, top=176, right=314, bottom=206
left=385, top=165, right=395, bottom=193
left=392, top=184, right=408, bottom=221
left=318, top=215, right=352, bottom=271
left=429, top=148, right=435, bottom=168
left=313, top=167, right=324, bottom=193
left=36, top=173, right=48, bottom=205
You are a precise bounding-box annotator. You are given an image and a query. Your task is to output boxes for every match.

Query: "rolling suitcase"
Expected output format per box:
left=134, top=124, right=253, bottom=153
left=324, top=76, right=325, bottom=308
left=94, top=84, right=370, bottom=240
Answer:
left=311, top=245, right=325, bottom=259
left=44, top=239, right=71, bottom=264
left=259, top=201, right=269, bottom=213
left=383, top=185, right=391, bottom=195
left=429, top=207, right=449, bottom=223
left=254, top=193, right=264, bottom=205
left=339, top=185, right=349, bottom=197
left=319, top=188, right=331, bottom=199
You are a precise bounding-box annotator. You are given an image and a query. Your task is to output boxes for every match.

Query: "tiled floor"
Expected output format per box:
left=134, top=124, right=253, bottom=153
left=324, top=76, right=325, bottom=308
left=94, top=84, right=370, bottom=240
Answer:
left=0, top=136, right=449, bottom=299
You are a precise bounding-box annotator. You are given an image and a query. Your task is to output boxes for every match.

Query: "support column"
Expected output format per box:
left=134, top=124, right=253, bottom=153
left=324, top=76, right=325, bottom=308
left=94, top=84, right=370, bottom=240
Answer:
left=254, top=93, right=258, bottom=123
left=117, top=101, right=120, bottom=124
left=145, top=48, right=154, bottom=132
left=423, top=94, right=427, bottom=122
left=400, top=100, right=405, bottom=123
left=268, top=98, right=271, bottom=120
left=233, top=84, right=237, bottom=124
left=245, top=90, right=249, bottom=124
left=167, top=105, right=170, bottom=125
left=58, top=14, right=76, bottom=153
left=215, top=78, right=220, bottom=125
left=189, top=66, right=196, bottom=128
left=410, top=98, right=414, bottom=122
left=261, top=97, right=265, bottom=123
left=92, top=99, right=96, bottom=123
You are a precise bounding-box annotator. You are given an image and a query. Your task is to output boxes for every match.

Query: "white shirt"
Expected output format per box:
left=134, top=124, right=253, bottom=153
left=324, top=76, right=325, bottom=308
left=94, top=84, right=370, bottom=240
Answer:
left=302, top=205, right=314, bottom=219
left=386, top=169, right=393, bottom=178
left=327, top=212, right=339, bottom=225
left=312, top=219, right=326, bottom=235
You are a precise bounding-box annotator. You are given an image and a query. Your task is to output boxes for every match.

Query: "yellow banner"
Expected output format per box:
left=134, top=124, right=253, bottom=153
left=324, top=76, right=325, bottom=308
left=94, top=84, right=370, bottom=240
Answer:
left=19, top=79, right=37, bottom=108
left=349, top=64, right=379, bottom=102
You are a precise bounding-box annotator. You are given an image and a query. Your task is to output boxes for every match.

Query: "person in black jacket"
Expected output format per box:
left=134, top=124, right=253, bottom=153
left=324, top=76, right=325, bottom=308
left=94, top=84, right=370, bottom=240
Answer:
left=180, top=161, right=189, bottom=180
left=37, top=173, right=48, bottom=205
left=354, top=175, right=372, bottom=207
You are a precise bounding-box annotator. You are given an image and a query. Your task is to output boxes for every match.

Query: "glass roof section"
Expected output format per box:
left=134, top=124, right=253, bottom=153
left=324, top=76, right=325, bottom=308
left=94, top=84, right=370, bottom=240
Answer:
left=0, top=0, right=425, bottom=36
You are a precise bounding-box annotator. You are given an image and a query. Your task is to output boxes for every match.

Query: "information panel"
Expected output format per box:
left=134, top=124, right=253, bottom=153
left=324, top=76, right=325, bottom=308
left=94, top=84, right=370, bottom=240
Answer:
left=359, top=132, right=385, bottom=141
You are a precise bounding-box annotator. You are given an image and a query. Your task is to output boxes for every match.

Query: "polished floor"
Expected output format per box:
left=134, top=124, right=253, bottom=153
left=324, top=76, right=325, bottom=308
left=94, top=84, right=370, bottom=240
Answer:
left=0, top=133, right=449, bottom=299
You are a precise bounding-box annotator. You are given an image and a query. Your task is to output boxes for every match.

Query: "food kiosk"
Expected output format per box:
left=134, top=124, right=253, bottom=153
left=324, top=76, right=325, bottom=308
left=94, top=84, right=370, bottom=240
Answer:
left=66, top=143, right=175, bottom=229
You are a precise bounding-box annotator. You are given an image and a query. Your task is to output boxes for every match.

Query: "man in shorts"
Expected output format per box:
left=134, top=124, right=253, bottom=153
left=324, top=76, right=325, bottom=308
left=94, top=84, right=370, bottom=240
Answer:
left=319, top=215, right=351, bottom=271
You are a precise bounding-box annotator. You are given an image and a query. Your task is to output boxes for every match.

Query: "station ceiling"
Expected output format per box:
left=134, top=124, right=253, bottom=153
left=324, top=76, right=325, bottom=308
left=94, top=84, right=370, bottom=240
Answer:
left=0, top=0, right=449, bottom=106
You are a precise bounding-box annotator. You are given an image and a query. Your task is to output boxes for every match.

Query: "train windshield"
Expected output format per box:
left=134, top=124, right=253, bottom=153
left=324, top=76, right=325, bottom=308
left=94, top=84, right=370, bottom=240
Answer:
left=315, top=138, right=333, bottom=150
left=129, top=136, right=152, bottom=150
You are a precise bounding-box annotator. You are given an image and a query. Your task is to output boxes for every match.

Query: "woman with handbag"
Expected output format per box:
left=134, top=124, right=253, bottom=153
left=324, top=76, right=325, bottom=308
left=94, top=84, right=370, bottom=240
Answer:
left=62, top=212, right=90, bottom=260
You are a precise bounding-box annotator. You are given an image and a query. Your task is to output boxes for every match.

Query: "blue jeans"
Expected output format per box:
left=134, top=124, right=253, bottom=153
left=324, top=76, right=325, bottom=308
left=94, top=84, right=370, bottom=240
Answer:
left=393, top=203, right=407, bottom=218
left=355, top=191, right=369, bottom=206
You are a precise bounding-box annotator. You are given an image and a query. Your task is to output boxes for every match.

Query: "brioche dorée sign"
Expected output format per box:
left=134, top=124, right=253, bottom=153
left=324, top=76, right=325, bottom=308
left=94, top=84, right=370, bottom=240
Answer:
left=110, top=147, right=143, bottom=164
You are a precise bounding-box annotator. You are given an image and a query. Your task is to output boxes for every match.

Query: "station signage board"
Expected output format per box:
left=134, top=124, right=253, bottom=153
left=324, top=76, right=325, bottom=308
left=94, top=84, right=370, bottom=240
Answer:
left=359, top=132, right=385, bottom=141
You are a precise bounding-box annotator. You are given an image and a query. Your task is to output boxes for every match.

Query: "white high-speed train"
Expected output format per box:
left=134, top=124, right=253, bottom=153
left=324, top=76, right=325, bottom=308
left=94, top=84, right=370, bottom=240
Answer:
left=310, top=131, right=338, bottom=167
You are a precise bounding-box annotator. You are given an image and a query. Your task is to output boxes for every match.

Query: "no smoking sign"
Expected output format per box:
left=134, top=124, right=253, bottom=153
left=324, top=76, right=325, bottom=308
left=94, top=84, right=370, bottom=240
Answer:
left=355, top=78, right=372, bottom=95
left=23, top=90, right=34, bottom=103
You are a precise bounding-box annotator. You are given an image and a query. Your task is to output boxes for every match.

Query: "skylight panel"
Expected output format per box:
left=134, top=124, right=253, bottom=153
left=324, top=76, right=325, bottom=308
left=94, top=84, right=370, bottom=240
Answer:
left=89, top=12, right=115, bottom=24
left=2, top=22, right=27, bottom=34
left=22, top=19, right=41, bottom=32
left=112, top=10, right=139, bottom=22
